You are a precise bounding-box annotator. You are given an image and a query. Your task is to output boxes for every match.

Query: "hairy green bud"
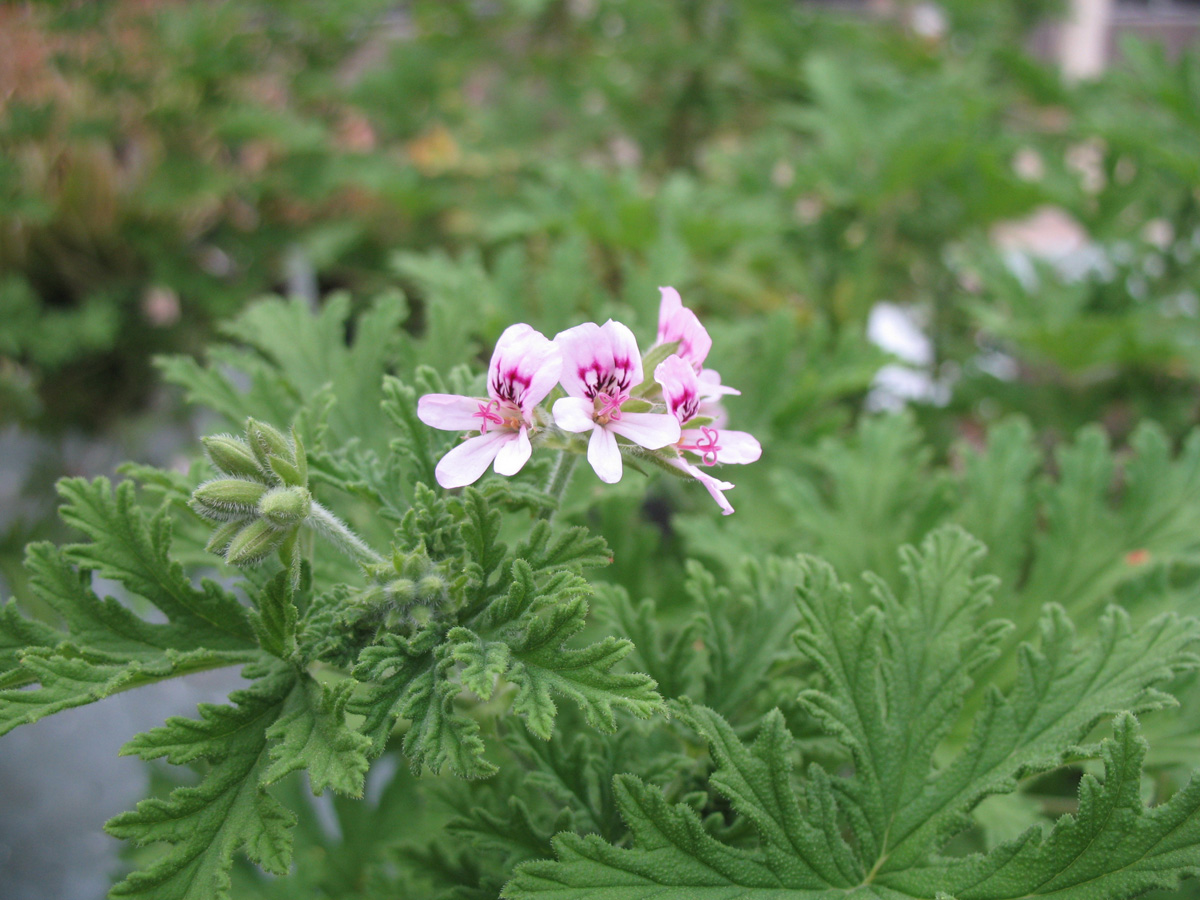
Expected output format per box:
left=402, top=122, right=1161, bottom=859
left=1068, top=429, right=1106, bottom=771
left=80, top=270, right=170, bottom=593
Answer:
left=417, top=574, right=446, bottom=598
left=385, top=578, right=418, bottom=605
left=226, top=519, right=288, bottom=566
left=258, top=486, right=312, bottom=527
left=246, top=418, right=293, bottom=473
left=202, top=434, right=266, bottom=481
left=204, top=519, right=244, bottom=554
left=191, top=479, right=268, bottom=521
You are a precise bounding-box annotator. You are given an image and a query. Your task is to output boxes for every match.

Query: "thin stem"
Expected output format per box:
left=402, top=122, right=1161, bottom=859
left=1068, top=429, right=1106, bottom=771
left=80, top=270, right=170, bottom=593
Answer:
left=539, top=451, right=579, bottom=521
left=307, top=501, right=385, bottom=565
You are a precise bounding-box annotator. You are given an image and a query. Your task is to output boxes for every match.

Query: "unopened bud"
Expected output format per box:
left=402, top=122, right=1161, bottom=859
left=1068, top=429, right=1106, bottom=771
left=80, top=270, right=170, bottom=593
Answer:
left=245, top=419, right=293, bottom=472
left=226, top=519, right=288, bottom=566
left=202, top=434, right=265, bottom=481
left=385, top=578, right=417, bottom=605
left=191, top=479, right=268, bottom=521
left=204, top=519, right=243, bottom=554
left=417, top=574, right=445, bottom=598
left=258, top=486, right=312, bottom=527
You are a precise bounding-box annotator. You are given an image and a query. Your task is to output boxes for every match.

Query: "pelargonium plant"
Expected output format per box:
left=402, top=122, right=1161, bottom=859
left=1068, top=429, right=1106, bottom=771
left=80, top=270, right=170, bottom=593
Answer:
left=3, top=286, right=1200, bottom=900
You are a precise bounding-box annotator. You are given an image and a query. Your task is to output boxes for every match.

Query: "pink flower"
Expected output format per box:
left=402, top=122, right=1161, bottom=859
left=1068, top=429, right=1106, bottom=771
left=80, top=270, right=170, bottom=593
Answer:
left=552, top=320, right=681, bottom=484
left=655, top=354, right=761, bottom=514
left=418, top=324, right=561, bottom=488
left=656, top=286, right=739, bottom=421
left=656, top=287, right=712, bottom=371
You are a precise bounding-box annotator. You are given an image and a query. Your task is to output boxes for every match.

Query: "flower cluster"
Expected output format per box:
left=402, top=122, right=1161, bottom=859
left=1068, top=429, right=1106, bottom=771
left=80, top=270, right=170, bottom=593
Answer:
left=417, top=288, right=761, bottom=513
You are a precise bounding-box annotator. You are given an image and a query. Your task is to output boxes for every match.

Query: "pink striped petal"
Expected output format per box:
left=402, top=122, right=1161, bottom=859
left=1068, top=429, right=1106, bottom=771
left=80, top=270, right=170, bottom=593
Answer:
left=609, top=412, right=681, bottom=450
left=587, top=426, right=623, bottom=484
left=489, top=324, right=562, bottom=414
left=552, top=396, right=595, bottom=433
left=493, top=426, right=532, bottom=476
left=654, top=354, right=701, bottom=424
left=657, top=287, right=711, bottom=369
left=435, top=430, right=510, bottom=488
left=699, top=368, right=740, bottom=397
left=418, top=394, right=486, bottom=432
left=713, top=429, right=761, bottom=465
left=555, top=320, right=642, bottom=401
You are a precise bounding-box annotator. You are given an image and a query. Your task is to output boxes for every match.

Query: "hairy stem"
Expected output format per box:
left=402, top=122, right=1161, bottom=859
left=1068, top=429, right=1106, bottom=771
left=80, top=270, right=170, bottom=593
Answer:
left=539, top=450, right=580, bottom=521
left=307, top=501, right=384, bottom=565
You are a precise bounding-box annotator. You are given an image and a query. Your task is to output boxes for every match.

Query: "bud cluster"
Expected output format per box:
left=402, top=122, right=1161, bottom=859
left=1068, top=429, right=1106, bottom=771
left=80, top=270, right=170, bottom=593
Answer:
left=190, top=419, right=312, bottom=572
left=342, top=545, right=454, bottom=633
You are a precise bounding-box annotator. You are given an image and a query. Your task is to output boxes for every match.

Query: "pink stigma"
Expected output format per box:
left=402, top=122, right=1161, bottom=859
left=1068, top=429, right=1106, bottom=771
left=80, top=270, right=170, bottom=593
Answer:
left=472, top=400, right=507, bottom=434
left=684, top=427, right=722, bottom=466
left=594, top=391, right=625, bottom=423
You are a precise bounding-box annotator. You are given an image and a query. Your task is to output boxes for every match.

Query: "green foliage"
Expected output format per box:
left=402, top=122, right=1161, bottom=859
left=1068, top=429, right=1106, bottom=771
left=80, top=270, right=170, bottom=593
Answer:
left=0, top=374, right=662, bottom=896
left=506, top=528, right=1200, bottom=899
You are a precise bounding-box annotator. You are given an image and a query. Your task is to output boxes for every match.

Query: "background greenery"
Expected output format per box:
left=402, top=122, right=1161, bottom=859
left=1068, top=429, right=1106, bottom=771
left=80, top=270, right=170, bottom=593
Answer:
left=4, top=0, right=1200, bottom=897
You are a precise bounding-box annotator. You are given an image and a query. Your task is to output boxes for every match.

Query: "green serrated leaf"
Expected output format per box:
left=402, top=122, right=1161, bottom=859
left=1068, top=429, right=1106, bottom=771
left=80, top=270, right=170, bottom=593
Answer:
left=504, top=527, right=1200, bottom=899
left=264, top=676, right=372, bottom=796
left=108, top=668, right=299, bottom=900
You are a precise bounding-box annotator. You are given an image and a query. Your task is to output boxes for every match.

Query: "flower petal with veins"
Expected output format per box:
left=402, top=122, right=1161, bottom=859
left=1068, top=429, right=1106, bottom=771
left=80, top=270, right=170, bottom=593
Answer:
left=588, top=427, right=623, bottom=484
left=609, top=412, right=680, bottom=450
left=493, top=426, right=532, bottom=476
left=418, top=394, right=484, bottom=431
left=435, top=430, right=512, bottom=489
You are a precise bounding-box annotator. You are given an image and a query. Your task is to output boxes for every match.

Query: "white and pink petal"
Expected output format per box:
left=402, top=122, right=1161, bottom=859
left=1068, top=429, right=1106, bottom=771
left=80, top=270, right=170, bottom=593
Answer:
left=587, top=427, right=623, bottom=484
left=434, top=430, right=511, bottom=489
left=657, top=287, right=712, bottom=369
left=609, top=412, right=681, bottom=450
left=552, top=396, right=596, bottom=433
left=418, top=394, right=487, bottom=432
left=710, top=429, right=762, bottom=465
left=489, top=324, right=562, bottom=413
left=492, top=426, right=532, bottom=476
left=654, top=354, right=700, bottom=424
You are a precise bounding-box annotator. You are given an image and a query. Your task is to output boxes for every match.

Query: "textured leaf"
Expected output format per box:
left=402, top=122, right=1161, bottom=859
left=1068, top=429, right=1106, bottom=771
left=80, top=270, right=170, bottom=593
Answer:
left=264, top=676, right=372, bottom=796
left=504, top=527, right=1200, bottom=900
left=108, top=668, right=299, bottom=900
left=507, top=596, right=661, bottom=740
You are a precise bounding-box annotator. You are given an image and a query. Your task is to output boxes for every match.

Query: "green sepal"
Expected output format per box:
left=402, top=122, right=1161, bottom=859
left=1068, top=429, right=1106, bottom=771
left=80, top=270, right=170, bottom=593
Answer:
left=202, top=435, right=267, bottom=482
left=205, top=520, right=244, bottom=555
left=246, top=419, right=293, bottom=474
left=290, top=428, right=308, bottom=486
left=190, top=479, right=268, bottom=521
left=620, top=398, right=654, bottom=414
left=268, top=455, right=305, bottom=488
left=682, top=415, right=715, bottom=428
left=226, top=520, right=288, bottom=567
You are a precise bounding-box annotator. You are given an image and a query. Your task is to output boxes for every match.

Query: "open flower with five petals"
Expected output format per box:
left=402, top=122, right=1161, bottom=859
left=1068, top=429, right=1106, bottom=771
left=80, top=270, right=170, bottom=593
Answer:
left=552, top=320, right=681, bottom=484
left=418, top=324, right=561, bottom=489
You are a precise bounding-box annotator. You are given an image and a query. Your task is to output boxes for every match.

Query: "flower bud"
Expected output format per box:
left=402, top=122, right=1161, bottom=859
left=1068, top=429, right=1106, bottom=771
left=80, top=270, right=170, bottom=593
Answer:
left=417, top=574, right=446, bottom=598
left=385, top=578, right=417, bottom=605
left=257, top=486, right=312, bottom=527
left=204, top=519, right=243, bottom=554
left=246, top=419, right=294, bottom=473
left=202, top=434, right=266, bottom=481
left=191, top=479, right=268, bottom=521
left=226, top=519, right=288, bottom=566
